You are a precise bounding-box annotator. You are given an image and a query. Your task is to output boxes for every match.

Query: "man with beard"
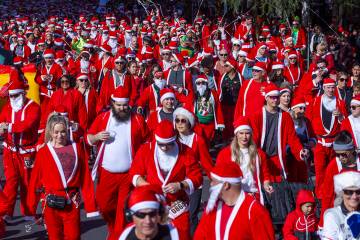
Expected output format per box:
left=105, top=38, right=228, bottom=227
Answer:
left=190, top=74, right=224, bottom=143
left=194, top=161, right=275, bottom=239
left=86, top=86, right=148, bottom=239
left=0, top=80, right=40, bottom=220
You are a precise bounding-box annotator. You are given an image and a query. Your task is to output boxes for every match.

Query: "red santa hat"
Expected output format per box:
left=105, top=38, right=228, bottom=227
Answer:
left=128, top=185, right=163, bottom=212
left=8, top=80, right=25, bottom=95
left=155, top=120, right=176, bottom=144
left=261, top=25, right=270, bottom=32
left=76, top=73, right=89, bottom=80
left=272, top=61, right=284, bottom=70
left=54, top=105, right=68, bottom=116
left=84, top=40, right=94, bottom=48
left=13, top=56, right=23, bottom=65
left=238, top=50, right=248, bottom=57
left=252, top=62, right=267, bottom=72
left=195, top=74, right=208, bottom=83
left=280, top=87, right=291, bottom=95
left=288, top=50, right=297, bottom=59
left=160, top=88, right=175, bottom=103
left=172, top=53, right=184, bottom=66
left=55, top=50, right=65, bottom=60
left=43, top=49, right=55, bottom=58
left=154, top=71, right=164, bottom=79
left=291, top=96, right=306, bottom=110
left=351, top=95, right=360, bottom=106
left=323, top=78, right=336, bottom=87
left=233, top=116, right=252, bottom=134
left=173, top=106, right=195, bottom=129
left=100, top=44, right=112, bottom=54
left=264, top=85, right=280, bottom=98
left=334, top=171, right=360, bottom=195
left=161, top=47, right=171, bottom=54
left=54, top=38, right=63, bottom=47
left=111, top=86, right=129, bottom=102
left=225, top=58, right=238, bottom=71
left=211, top=161, right=243, bottom=184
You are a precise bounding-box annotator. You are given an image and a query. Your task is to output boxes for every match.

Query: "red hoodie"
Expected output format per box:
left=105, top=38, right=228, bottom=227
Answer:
left=283, top=190, right=319, bottom=240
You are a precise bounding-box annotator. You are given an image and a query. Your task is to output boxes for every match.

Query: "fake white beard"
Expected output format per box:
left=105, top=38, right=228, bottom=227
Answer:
left=323, top=95, right=336, bottom=112
left=109, top=27, right=116, bottom=32
left=196, top=85, right=207, bottom=96
left=108, top=40, right=117, bottom=48
left=90, top=31, right=97, bottom=39
left=10, top=95, right=24, bottom=112
left=154, top=78, right=166, bottom=89
left=80, top=59, right=90, bottom=70
left=55, top=59, right=63, bottom=66
left=206, top=183, right=224, bottom=213
left=98, top=51, right=105, bottom=60
left=213, top=40, right=220, bottom=46
left=102, top=34, right=108, bottom=41
left=156, top=143, right=178, bottom=173
left=67, top=32, right=75, bottom=39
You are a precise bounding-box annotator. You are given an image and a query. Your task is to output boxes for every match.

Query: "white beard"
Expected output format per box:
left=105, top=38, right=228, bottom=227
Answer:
left=80, top=59, right=90, bottom=71
left=10, top=95, right=24, bottom=112
left=323, top=95, right=336, bottom=112
left=206, top=183, right=224, bottom=213
left=98, top=51, right=105, bottom=60
left=156, top=143, right=178, bottom=173
left=102, top=34, right=108, bottom=42
left=196, top=85, right=207, bottom=96
left=55, top=59, right=63, bottom=66
left=90, top=31, right=97, bottom=39
left=108, top=39, right=117, bottom=48
left=154, top=79, right=166, bottom=89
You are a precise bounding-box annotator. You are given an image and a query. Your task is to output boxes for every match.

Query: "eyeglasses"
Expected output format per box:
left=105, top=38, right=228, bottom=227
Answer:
left=132, top=210, right=159, bottom=219
left=196, top=81, right=207, bottom=85
left=175, top=118, right=187, bottom=124
left=335, top=152, right=350, bottom=158
left=343, top=189, right=360, bottom=196
left=339, top=78, right=346, bottom=82
left=219, top=54, right=228, bottom=57
left=9, top=93, right=22, bottom=98
left=61, top=80, right=70, bottom=84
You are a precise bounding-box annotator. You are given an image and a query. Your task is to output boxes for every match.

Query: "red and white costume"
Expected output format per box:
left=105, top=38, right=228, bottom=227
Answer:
left=136, top=83, right=161, bottom=114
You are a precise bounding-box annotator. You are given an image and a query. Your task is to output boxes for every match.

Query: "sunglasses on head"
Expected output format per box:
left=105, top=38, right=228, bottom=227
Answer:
left=175, top=118, right=187, bottom=124
left=132, top=210, right=159, bottom=219
left=343, top=189, right=360, bottom=196
left=351, top=105, right=360, bottom=110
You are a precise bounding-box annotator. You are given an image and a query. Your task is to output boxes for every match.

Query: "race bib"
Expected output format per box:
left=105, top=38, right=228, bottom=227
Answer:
left=168, top=200, right=188, bottom=219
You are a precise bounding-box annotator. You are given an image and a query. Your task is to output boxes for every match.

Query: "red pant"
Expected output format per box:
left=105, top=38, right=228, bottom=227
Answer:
left=96, top=168, right=131, bottom=240
left=2, top=149, right=33, bottom=216
left=198, top=122, right=215, bottom=144
left=44, top=203, right=80, bottom=240
left=314, top=143, right=334, bottom=197
left=221, top=104, right=235, bottom=142
left=171, top=211, right=191, bottom=240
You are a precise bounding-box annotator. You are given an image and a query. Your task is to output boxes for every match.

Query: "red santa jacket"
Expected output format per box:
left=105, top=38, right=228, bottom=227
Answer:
left=312, top=52, right=335, bottom=73
left=13, top=44, right=31, bottom=62
left=86, top=111, right=149, bottom=180
left=164, top=68, right=194, bottom=104
left=234, top=22, right=256, bottom=43
left=283, top=63, right=302, bottom=85
left=234, top=79, right=275, bottom=119
left=94, top=56, right=114, bottom=90
left=81, top=88, right=98, bottom=128
left=146, top=108, right=167, bottom=134
left=250, top=107, right=304, bottom=182
left=27, top=142, right=98, bottom=216
left=307, top=95, right=347, bottom=144
left=119, top=223, right=183, bottom=240
left=293, top=27, right=307, bottom=50
left=194, top=191, right=275, bottom=240
left=0, top=99, right=40, bottom=153
left=130, top=141, right=203, bottom=204
left=341, top=116, right=360, bottom=148
left=283, top=190, right=318, bottom=240
left=136, top=84, right=160, bottom=114
left=35, top=63, right=63, bottom=97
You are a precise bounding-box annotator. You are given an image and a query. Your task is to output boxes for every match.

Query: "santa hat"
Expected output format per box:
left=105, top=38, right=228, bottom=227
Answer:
left=54, top=105, right=68, bottom=116
left=334, top=171, right=360, bottom=195
left=76, top=73, right=88, bottom=80
left=100, top=44, right=112, bottom=54
left=231, top=38, right=241, bottom=46
left=160, top=88, right=175, bottom=103
left=43, top=49, right=54, bottom=58
left=211, top=161, right=243, bottom=184
left=111, top=86, right=129, bottom=102
left=351, top=95, right=360, bottom=106
left=13, top=56, right=23, bottom=65
left=54, top=38, right=63, bottom=47
left=272, top=61, right=284, bottom=70
left=280, top=87, right=291, bottom=95
left=253, top=62, right=267, bottom=72
left=288, top=50, right=297, bottom=59
left=261, top=25, right=270, bottom=32
left=155, top=120, right=176, bottom=144
left=161, top=47, right=171, bottom=54
left=264, top=85, right=280, bottom=98
left=323, top=78, right=336, bottom=87
left=8, top=80, right=25, bottom=95
left=128, top=185, right=162, bottom=212
left=238, top=50, right=248, bottom=57
left=55, top=50, right=65, bottom=60
left=226, top=58, right=238, bottom=70
left=154, top=71, right=164, bottom=79
left=172, top=53, right=184, bottom=66
left=195, top=74, right=208, bottom=83
left=173, top=106, right=195, bottom=129
left=233, top=116, right=252, bottom=134
left=291, top=96, right=306, bottom=110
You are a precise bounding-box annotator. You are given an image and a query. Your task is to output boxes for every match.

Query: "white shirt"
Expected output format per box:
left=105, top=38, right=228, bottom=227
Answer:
left=239, top=148, right=257, bottom=193
left=179, top=133, right=195, bottom=148
left=322, top=206, right=357, bottom=240
left=102, top=117, right=132, bottom=173
left=351, top=116, right=360, bottom=148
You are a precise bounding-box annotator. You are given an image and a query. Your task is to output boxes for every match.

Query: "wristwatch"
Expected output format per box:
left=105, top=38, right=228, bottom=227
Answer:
left=179, top=182, right=185, bottom=190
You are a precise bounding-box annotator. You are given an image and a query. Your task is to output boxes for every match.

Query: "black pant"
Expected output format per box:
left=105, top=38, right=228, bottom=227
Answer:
left=189, top=188, right=202, bottom=235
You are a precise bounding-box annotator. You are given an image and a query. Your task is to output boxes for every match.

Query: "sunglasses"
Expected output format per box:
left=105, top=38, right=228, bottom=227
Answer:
left=61, top=80, right=70, bottom=83
left=157, top=142, right=175, bottom=147
left=219, top=54, right=228, bottom=57
left=233, top=44, right=240, bottom=46
left=351, top=105, right=360, bottom=110
left=269, top=96, right=279, bottom=100
left=9, top=93, right=22, bottom=98
left=175, top=118, right=187, bottom=124
left=196, top=81, right=207, bottom=85
left=335, top=152, right=350, bottom=158
left=115, top=61, right=125, bottom=64
left=252, top=69, right=261, bottom=72
left=127, top=57, right=135, bottom=61
left=297, top=106, right=305, bottom=110
left=132, top=210, right=158, bottom=219
left=343, top=189, right=360, bottom=196
left=339, top=78, right=346, bottom=82
left=162, top=53, right=171, bottom=56
left=78, top=78, right=88, bottom=82
left=289, top=58, right=297, bottom=60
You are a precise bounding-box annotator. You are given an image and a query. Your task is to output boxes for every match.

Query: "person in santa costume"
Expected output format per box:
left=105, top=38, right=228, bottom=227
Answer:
left=190, top=74, right=224, bottom=143
left=27, top=113, right=99, bottom=240
left=307, top=78, right=348, bottom=196
left=216, top=116, right=272, bottom=204
left=129, top=120, right=203, bottom=239
left=13, top=35, right=31, bottom=63
left=234, top=61, right=276, bottom=118
left=341, top=95, right=360, bottom=149
left=217, top=58, right=242, bottom=141
left=146, top=88, right=176, bottom=134
left=348, top=63, right=360, bottom=88
left=173, top=106, right=214, bottom=234
left=214, top=48, right=230, bottom=76
left=95, top=44, right=114, bottom=93
left=283, top=50, right=303, bottom=87
left=282, top=189, right=319, bottom=240
left=249, top=85, right=310, bottom=185
left=194, top=161, right=275, bottom=240
left=0, top=80, right=40, bottom=218
left=86, top=86, right=148, bottom=239
left=318, top=130, right=360, bottom=228
left=234, top=14, right=256, bottom=47
left=199, top=55, right=220, bottom=91
left=322, top=171, right=360, bottom=240
left=158, top=47, right=172, bottom=72
left=119, top=184, right=185, bottom=240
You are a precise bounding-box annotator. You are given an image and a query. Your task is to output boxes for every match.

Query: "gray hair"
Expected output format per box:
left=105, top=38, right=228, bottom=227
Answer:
left=44, top=113, right=69, bottom=143
left=334, top=191, right=344, bottom=207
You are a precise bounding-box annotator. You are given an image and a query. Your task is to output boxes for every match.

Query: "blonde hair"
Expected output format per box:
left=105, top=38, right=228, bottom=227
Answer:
left=230, top=134, right=260, bottom=173
left=44, top=113, right=69, bottom=143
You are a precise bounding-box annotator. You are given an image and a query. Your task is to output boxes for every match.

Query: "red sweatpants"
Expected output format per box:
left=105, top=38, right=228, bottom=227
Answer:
left=221, top=104, right=235, bottom=142
left=96, top=168, right=131, bottom=240
left=314, top=143, right=334, bottom=197
left=2, top=149, right=33, bottom=216
left=171, top=211, right=191, bottom=240
left=44, top=203, right=80, bottom=240
left=198, top=122, right=215, bottom=144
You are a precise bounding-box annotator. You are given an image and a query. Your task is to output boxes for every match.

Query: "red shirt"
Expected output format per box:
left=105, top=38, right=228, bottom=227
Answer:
left=54, top=144, right=75, bottom=181
left=220, top=203, right=234, bottom=240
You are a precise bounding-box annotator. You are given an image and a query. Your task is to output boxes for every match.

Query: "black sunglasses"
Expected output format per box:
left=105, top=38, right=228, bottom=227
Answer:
left=219, top=54, right=228, bottom=57
left=115, top=61, right=126, bottom=65
left=157, top=142, right=175, bottom=147
left=132, top=210, right=159, bottom=219
left=252, top=69, right=261, bottom=72
left=335, top=152, right=351, bottom=158
left=351, top=105, right=360, bottom=110
left=343, top=189, right=360, bottom=196
left=9, top=93, right=22, bottom=98
left=339, top=78, right=346, bottom=82
left=78, top=78, right=88, bottom=82
left=196, top=81, right=207, bottom=85
left=175, top=118, right=187, bottom=124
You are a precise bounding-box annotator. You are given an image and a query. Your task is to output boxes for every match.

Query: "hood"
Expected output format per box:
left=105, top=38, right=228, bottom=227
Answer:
left=296, top=189, right=315, bottom=210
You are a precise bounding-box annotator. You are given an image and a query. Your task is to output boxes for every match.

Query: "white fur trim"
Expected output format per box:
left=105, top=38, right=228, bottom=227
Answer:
left=173, top=107, right=195, bottom=128
left=350, top=99, right=360, bottom=106
left=130, top=201, right=160, bottom=212
left=291, top=103, right=306, bottom=110
left=234, top=125, right=252, bottom=134
left=155, top=135, right=176, bottom=144
left=9, top=89, right=24, bottom=95
left=210, top=173, right=242, bottom=184
left=160, top=92, right=175, bottom=103
left=238, top=50, right=247, bottom=57
left=252, top=66, right=265, bottom=72
left=272, top=64, right=284, bottom=70
left=195, top=77, right=207, bottom=82
left=184, top=179, right=194, bottom=195
left=76, top=75, right=88, bottom=80
left=132, top=174, right=140, bottom=187
left=265, top=90, right=280, bottom=98
left=288, top=53, right=297, bottom=58
left=43, top=53, right=54, bottom=58
left=86, top=211, right=100, bottom=218
left=111, top=95, right=129, bottom=102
